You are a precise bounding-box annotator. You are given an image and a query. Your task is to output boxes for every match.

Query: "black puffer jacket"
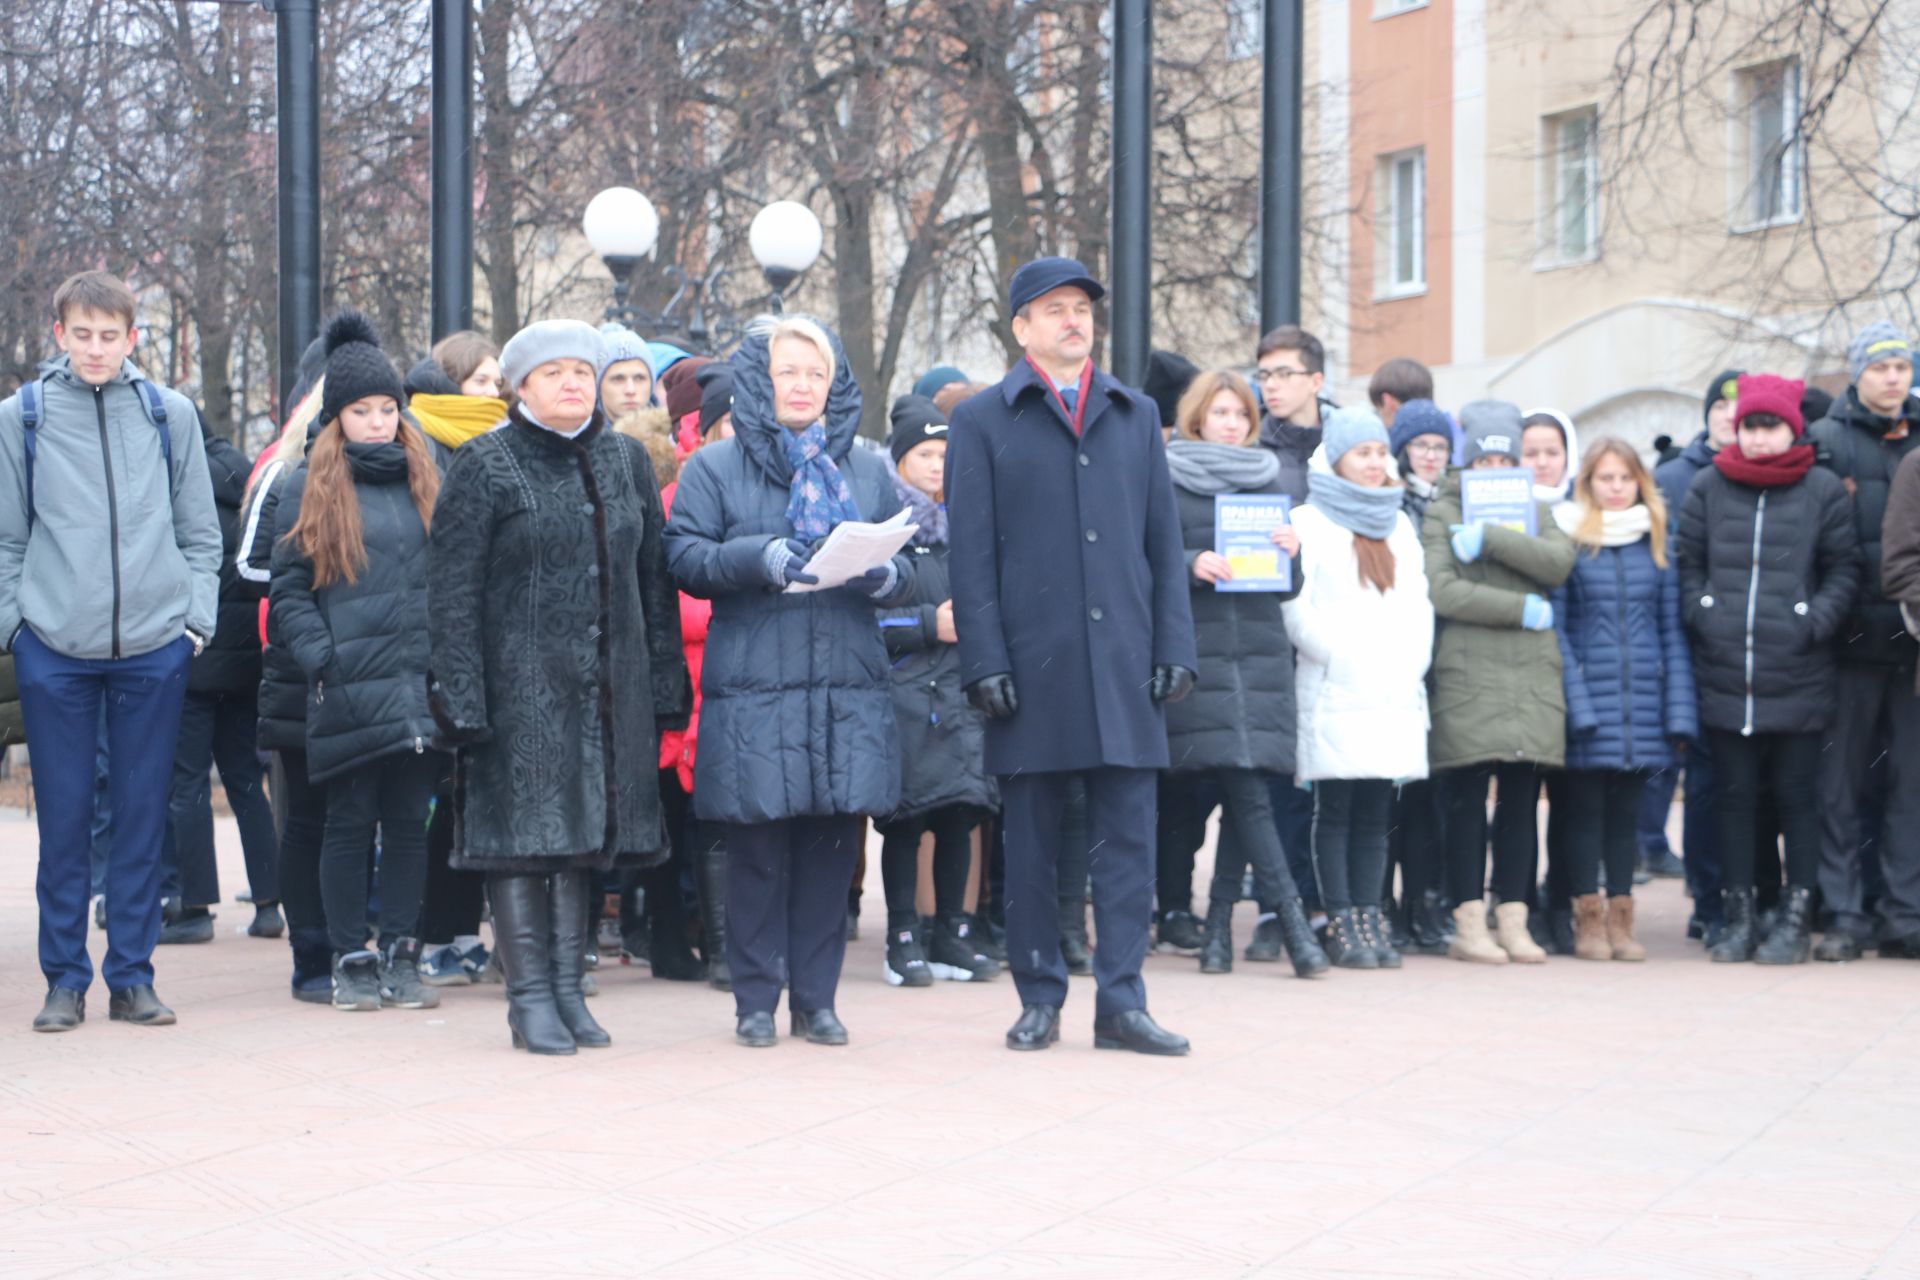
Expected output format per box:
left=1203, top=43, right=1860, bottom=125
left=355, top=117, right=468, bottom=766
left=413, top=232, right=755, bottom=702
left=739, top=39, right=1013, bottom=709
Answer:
left=1674, top=464, right=1861, bottom=736
left=1808, top=388, right=1920, bottom=666
left=270, top=443, right=437, bottom=782
left=241, top=449, right=308, bottom=752
left=189, top=426, right=263, bottom=695
left=1163, top=470, right=1301, bottom=775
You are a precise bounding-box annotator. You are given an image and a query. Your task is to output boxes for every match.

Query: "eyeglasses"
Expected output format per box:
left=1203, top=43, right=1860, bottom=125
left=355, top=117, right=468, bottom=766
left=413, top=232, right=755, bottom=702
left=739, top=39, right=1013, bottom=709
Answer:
left=1406, top=440, right=1451, bottom=457
left=1251, top=367, right=1314, bottom=387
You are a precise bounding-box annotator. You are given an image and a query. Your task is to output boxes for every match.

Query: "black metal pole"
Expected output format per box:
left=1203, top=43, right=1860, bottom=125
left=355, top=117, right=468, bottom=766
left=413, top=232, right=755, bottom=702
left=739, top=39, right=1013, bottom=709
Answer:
left=1109, top=0, right=1151, bottom=387
left=273, top=0, right=321, bottom=413
left=1259, top=0, right=1303, bottom=332
left=430, top=0, right=474, bottom=339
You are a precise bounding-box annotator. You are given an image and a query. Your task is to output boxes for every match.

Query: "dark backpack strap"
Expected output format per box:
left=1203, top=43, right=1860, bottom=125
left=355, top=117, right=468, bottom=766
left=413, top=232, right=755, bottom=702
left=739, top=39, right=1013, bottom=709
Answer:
left=133, top=378, right=174, bottom=478
left=20, top=378, right=42, bottom=530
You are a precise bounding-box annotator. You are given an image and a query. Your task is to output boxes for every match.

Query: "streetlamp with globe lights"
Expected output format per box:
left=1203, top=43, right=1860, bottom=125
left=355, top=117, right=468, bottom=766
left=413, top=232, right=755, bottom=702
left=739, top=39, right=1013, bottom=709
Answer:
left=748, top=201, right=824, bottom=314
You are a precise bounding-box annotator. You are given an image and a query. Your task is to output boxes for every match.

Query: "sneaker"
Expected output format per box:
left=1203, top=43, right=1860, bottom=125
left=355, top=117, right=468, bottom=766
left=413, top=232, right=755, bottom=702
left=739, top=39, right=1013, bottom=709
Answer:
left=247, top=904, right=285, bottom=939
left=420, top=939, right=490, bottom=986
left=927, top=915, right=999, bottom=981
left=970, top=912, right=1008, bottom=964
left=379, top=939, right=440, bottom=1009
left=883, top=926, right=934, bottom=987
left=1155, top=909, right=1204, bottom=955
left=158, top=909, right=215, bottom=945
left=332, top=951, right=382, bottom=1011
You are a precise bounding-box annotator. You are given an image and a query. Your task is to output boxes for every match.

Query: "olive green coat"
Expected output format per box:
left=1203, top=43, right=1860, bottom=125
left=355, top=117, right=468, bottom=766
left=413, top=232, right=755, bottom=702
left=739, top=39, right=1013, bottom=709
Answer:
left=1420, top=474, right=1577, bottom=771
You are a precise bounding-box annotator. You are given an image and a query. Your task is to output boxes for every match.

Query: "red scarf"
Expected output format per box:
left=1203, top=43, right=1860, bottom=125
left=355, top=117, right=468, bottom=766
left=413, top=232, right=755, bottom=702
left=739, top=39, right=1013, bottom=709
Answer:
left=1026, top=356, right=1093, bottom=436
left=1713, top=441, right=1815, bottom=488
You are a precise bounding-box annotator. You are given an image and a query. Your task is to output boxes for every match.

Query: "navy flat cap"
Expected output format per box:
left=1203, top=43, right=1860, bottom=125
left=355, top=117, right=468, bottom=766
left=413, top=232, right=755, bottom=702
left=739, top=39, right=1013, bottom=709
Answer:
left=1008, top=257, right=1107, bottom=315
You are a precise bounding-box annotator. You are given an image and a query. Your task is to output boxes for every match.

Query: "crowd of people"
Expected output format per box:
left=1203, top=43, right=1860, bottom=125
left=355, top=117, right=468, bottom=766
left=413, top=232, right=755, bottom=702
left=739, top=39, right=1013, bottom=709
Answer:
left=2, top=260, right=1917, bottom=1056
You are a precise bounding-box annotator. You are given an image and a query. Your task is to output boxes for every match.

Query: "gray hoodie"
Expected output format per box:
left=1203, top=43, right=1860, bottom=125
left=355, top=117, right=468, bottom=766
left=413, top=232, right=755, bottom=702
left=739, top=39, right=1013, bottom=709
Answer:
left=0, top=356, right=220, bottom=660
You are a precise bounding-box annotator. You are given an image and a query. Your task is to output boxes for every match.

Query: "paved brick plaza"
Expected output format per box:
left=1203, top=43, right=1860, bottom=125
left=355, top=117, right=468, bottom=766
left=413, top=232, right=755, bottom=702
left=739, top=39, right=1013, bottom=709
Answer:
left=0, top=804, right=1915, bottom=1278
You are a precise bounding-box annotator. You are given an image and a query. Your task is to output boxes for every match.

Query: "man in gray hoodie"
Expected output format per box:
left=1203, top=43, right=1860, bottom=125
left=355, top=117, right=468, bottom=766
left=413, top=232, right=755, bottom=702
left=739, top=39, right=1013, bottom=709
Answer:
left=0, top=271, right=220, bottom=1031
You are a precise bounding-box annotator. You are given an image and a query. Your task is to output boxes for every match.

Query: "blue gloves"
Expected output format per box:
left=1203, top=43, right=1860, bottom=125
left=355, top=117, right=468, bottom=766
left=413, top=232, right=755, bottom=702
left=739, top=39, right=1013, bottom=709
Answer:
left=850, top=562, right=898, bottom=599
left=1521, top=594, right=1554, bottom=631
left=763, top=537, right=819, bottom=587
left=1449, top=522, right=1485, bottom=563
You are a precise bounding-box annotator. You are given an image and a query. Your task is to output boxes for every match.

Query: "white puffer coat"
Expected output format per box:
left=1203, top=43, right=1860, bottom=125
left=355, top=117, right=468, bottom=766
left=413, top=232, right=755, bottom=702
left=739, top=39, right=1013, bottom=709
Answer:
left=1285, top=503, right=1434, bottom=782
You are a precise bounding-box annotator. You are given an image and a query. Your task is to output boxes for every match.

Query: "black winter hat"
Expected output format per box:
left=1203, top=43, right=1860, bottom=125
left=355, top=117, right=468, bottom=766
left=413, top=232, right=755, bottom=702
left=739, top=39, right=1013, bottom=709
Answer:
left=403, top=355, right=458, bottom=400
left=320, top=311, right=405, bottom=428
left=695, top=362, right=733, bottom=436
left=888, top=394, right=950, bottom=465
left=1703, top=368, right=1744, bottom=426
left=1143, top=349, right=1199, bottom=428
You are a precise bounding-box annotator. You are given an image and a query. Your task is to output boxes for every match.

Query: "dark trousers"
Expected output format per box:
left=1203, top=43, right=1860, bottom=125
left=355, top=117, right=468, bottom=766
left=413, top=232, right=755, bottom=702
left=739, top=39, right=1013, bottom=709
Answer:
left=272, top=749, right=329, bottom=942
left=1001, top=767, right=1155, bottom=1019
left=1712, top=730, right=1821, bottom=892
left=638, top=768, right=696, bottom=942
left=1154, top=774, right=1215, bottom=916
left=1197, top=769, right=1299, bottom=909
left=1313, top=778, right=1393, bottom=911
left=1539, top=770, right=1571, bottom=912
left=318, top=750, right=438, bottom=953
left=1443, top=761, right=1539, bottom=906
left=878, top=805, right=974, bottom=922
left=1388, top=778, right=1445, bottom=907
left=165, top=687, right=278, bottom=909
left=1818, top=662, right=1920, bottom=939
left=1211, top=775, right=1321, bottom=912
left=1637, top=768, right=1677, bottom=856
left=14, top=629, right=192, bottom=992
left=418, top=761, right=485, bottom=943
left=1564, top=768, right=1644, bottom=898
left=723, top=814, right=862, bottom=1016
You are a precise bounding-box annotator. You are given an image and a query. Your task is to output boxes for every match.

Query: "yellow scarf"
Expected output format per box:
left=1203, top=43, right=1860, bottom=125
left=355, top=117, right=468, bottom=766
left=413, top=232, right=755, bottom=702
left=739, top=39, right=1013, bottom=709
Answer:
left=409, top=394, right=506, bottom=450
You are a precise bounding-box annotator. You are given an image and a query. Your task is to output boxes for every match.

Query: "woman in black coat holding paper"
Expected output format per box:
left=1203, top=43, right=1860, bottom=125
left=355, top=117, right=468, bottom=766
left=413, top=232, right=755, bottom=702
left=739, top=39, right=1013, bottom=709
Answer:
left=666, top=314, right=915, bottom=1049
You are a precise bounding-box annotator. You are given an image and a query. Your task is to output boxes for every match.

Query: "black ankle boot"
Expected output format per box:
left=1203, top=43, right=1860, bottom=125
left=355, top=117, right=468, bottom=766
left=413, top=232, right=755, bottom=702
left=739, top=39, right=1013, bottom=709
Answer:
left=1755, top=886, right=1812, bottom=965
left=549, top=870, right=611, bottom=1047
left=1325, top=908, right=1378, bottom=969
left=1274, top=897, right=1330, bottom=977
left=1198, top=899, right=1234, bottom=974
left=1407, top=889, right=1450, bottom=954
left=698, top=841, right=731, bottom=992
left=1058, top=896, right=1093, bottom=976
left=645, top=864, right=706, bottom=982
left=1709, top=888, right=1757, bottom=963
left=489, top=873, right=576, bottom=1054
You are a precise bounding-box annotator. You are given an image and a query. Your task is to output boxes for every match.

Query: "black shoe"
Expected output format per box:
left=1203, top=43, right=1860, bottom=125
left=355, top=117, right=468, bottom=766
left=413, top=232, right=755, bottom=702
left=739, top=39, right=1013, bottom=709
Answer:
left=379, top=938, right=441, bottom=1009
left=1709, top=888, right=1757, bottom=963
left=1407, top=889, right=1450, bottom=955
left=550, top=870, right=611, bottom=1048
left=736, top=1011, right=777, bottom=1047
left=332, top=950, right=383, bottom=1010
left=1754, top=887, right=1812, bottom=965
left=108, top=985, right=176, bottom=1026
left=1059, top=899, right=1093, bottom=976
left=1198, top=899, right=1234, bottom=974
left=696, top=842, right=731, bottom=991
left=1274, top=897, right=1331, bottom=977
left=1879, top=934, right=1920, bottom=959
left=1005, top=1003, right=1061, bottom=1051
left=1243, top=913, right=1284, bottom=962
left=971, top=912, right=1008, bottom=964
left=247, top=903, right=285, bottom=939
left=1814, top=926, right=1865, bottom=963
left=883, top=922, right=934, bottom=987
left=928, top=914, right=999, bottom=981
left=1155, top=908, right=1204, bottom=955
left=1092, top=1009, right=1189, bottom=1056
left=158, top=908, right=214, bottom=945
left=1548, top=907, right=1576, bottom=957
left=290, top=928, right=334, bottom=1003
left=1324, top=908, right=1378, bottom=970
left=489, top=873, right=576, bottom=1054
left=1361, top=905, right=1403, bottom=970
left=32, top=987, right=84, bottom=1032
left=1686, top=914, right=1706, bottom=941
left=1641, top=847, right=1686, bottom=879
left=790, top=1008, right=848, bottom=1045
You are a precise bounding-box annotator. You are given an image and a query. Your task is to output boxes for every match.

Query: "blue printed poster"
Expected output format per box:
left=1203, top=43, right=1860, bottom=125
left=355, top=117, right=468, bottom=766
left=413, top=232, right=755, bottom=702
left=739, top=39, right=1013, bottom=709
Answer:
left=1459, top=470, right=1538, bottom=535
left=1212, top=494, right=1292, bottom=592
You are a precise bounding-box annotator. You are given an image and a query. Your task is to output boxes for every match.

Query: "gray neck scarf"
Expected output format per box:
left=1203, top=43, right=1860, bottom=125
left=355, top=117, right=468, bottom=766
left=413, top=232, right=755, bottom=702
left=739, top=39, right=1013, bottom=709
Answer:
left=1165, top=439, right=1281, bottom=494
left=1307, top=469, right=1403, bottom=539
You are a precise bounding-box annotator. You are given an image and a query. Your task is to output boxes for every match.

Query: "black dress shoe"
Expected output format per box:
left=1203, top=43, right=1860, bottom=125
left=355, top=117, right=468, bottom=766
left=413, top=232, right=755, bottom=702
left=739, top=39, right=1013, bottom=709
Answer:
left=790, top=1008, right=849, bottom=1045
left=1005, top=1003, right=1061, bottom=1051
left=735, top=1011, right=777, bottom=1047
left=108, top=985, right=176, bottom=1026
left=32, top=987, right=84, bottom=1033
left=1092, top=1009, right=1189, bottom=1056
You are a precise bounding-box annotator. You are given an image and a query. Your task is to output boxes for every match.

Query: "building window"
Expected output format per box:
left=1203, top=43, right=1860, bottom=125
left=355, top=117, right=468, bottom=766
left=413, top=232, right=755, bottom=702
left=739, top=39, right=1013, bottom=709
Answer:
left=1541, top=108, right=1598, bottom=264
left=1377, top=147, right=1425, bottom=296
left=1738, top=59, right=1802, bottom=227
left=1226, top=0, right=1260, bottom=61
left=1374, top=0, right=1428, bottom=16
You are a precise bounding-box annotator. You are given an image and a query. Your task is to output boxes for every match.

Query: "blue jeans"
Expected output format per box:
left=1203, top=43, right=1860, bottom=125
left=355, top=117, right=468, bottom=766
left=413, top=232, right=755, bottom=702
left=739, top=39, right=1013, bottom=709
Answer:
left=15, top=629, right=193, bottom=992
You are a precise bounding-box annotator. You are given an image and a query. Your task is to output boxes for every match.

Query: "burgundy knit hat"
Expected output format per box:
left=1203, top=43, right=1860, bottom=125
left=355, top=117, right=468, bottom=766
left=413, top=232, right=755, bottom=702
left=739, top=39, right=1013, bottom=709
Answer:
left=1734, top=373, right=1806, bottom=435
left=660, top=356, right=713, bottom=424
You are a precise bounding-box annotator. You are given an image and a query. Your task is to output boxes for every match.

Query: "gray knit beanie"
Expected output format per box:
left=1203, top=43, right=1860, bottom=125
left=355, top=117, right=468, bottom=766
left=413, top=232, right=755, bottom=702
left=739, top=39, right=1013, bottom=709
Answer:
left=1847, top=320, right=1914, bottom=383
left=1458, top=400, right=1525, bottom=465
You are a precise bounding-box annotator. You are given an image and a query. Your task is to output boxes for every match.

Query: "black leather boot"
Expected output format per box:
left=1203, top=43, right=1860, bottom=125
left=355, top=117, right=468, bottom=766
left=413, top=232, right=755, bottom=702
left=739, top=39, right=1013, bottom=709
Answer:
left=1198, top=899, right=1234, bottom=974
left=698, top=842, right=731, bottom=992
left=1324, top=908, right=1378, bottom=969
left=1709, top=888, right=1757, bottom=963
left=549, top=870, right=611, bottom=1047
left=1058, top=895, right=1093, bottom=976
left=1754, top=886, right=1813, bottom=965
left=489, top=873, right=575, bottom=1054
left=1275, top=897, right=1330, bottom=977
left=1407, top=889, right=1450, bottom=955
left=645, top=862, right=706, bottom=982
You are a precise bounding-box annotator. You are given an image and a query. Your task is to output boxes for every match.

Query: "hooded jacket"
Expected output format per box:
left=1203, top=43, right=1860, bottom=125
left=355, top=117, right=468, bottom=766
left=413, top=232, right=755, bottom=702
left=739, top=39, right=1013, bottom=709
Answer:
left=0, top=356, right=220, bottom=660
left=190, top=419, right=264, bottom=695
left=1653, top=430, right=1719, bottom=519
left=1807, top=386, right=1920, bottom=666
left=1256, top=390, right=1340, bottom=504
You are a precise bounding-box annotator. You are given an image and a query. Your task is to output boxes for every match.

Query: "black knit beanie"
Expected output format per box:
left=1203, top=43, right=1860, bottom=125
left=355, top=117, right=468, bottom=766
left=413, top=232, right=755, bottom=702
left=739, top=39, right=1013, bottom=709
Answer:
left=888, top=394, right=950, bottom=465
left=695, top=362, right=734, bottom=436
left=1143, top=349, right=1200, bottom=428
left=1703, top=368, right=1744, bottom=426
left=320, top=310, right=406, bottom=427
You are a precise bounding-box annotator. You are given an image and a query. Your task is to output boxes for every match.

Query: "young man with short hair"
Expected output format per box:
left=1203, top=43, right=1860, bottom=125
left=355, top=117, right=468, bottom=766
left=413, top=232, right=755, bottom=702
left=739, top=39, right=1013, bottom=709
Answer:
left=0, top=271, right=221, bottom=1031
left=1251, top=325, right=1334, bottom=504
left=1367, top=356, right=1434, bottom=428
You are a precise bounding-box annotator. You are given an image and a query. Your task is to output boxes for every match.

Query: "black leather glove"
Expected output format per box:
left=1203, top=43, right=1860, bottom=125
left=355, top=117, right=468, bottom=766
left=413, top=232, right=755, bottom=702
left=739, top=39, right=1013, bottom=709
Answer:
left=1150, top=664, right=1195, bottom=704
left=966, top=673, right=1019, bottom=720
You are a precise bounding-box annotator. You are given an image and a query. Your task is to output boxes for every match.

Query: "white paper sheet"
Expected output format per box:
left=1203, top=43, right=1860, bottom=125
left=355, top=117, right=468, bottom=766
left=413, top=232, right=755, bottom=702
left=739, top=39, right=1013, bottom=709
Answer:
left=784, top=508, right=919, bottom=592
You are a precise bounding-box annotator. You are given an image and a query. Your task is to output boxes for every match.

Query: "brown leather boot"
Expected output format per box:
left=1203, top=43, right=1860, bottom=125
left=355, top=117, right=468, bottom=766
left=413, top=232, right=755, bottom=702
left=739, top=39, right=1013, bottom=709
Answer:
left=1572, top=893, right=1611, bottom=961
left=1607, top=895, right=1646, bottom=961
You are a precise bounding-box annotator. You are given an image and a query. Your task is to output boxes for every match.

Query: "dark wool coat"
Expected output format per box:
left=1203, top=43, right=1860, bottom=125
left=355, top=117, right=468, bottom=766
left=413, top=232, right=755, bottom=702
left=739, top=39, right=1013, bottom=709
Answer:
left=877, top=536, right=998, bottom=824
left=1163, top=476, right=1300, bottom=775
left=1551, top=534, right=1697, bottom=770
left=1421, top=474, right=1578, bottom=770
left=1675, top=465, right=1860, bottom=736
left=189, top=428, right=263, bottom=696
left=270, top=446, right=439, bottom=783
left=1808, top=388, right=1920, bottom=667
left=242, top=455, right=307, bottom=752
left=1883, top=450, right=1920, bottom=692
left=429, top=410, right=689, bottom=871
left=664, top=327, right=913, bottom=826
left=946, top=361, right=1196, bottom=775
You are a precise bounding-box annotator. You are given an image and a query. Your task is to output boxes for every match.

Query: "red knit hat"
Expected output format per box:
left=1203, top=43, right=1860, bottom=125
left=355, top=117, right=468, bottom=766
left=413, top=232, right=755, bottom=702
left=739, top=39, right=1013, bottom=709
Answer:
left=1734, top=373, right=1806, bottom=435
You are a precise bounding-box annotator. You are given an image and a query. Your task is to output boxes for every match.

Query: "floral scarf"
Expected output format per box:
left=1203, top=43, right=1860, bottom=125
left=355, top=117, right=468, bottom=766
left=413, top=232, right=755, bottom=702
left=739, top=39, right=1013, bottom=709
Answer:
left=780, top=421, right=863, bottom=540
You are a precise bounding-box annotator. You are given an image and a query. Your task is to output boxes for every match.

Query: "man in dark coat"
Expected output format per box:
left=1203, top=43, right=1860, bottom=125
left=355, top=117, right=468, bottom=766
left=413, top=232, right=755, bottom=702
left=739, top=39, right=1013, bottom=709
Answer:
left=947, top=257, right=1197, bottom=1056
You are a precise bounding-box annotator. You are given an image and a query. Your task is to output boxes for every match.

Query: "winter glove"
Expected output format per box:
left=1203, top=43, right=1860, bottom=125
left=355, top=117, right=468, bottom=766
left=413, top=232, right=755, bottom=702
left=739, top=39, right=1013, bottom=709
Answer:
left=849, top=562, right=898, bottom=599
left=966, top=673, right=1019, bottom=720
left=1521, top=594, right=1554, bottom=631
left=1449, top=522, right=1486, bottom=563
left=762, top=537, right=820, bottom=588
left=1150, top=664, right=1196, bottom=704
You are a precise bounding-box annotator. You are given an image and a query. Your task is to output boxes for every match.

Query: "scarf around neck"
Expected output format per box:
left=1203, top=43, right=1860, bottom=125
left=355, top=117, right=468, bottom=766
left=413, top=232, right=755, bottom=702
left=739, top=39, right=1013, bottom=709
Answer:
left=410, top=394, right=506, bottom=450
left=1307, top=469, right=1402, bottom=539
left=781, top=421, right=862, bottom=540
left=1552, top=501, right=1653, bottom=547
left=891, top=472, right=947, bottom=547
left=1165, top=439, right=1282, bottom=494
left=1714, top=442, right=1815, bottom=489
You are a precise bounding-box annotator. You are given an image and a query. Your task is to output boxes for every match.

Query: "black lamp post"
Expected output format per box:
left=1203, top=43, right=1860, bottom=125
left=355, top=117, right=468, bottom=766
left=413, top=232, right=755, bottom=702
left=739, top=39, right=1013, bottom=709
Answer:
left=1109, top=0, right=1152, bottom=387
left=1259, top=0, right=1304, bottom=332
left=269, top=0, right=321, bottom=412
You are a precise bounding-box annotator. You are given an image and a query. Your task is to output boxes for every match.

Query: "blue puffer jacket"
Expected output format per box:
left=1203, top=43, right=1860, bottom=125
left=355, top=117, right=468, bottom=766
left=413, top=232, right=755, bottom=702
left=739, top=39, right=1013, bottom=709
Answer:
left=1551, top=526, right=1697, bottom=770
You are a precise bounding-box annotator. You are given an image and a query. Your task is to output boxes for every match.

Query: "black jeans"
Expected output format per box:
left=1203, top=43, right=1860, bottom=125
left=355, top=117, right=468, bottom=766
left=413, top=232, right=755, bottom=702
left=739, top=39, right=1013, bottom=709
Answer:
left=272, top=750, right=329, bottom=942
left=1443, top=762, right=1540, bottom=905
left=1198, top=769, right=1301, bottom=910
left=418, top=760, right=485, bottom=943
left=724, top=814, right=862, bottom=1017
left=1711, top=730, right=1821, bottom=892
left=318, top=750, right=439, bottom=953
left=1540, top=769, right=1570, bottom=912
left=1563, top=768, right=1644, bottom=898
left=1818, top=662, right=1920, bottom=939
left=878, top=804, right=975, bottom=922
left=1313, top=778, right=1394, bottom=911
left=1154, top=774, right=1217, bottom=917
left=1388, top=778, right=1445, bottom=906
left=166, top=687, right=279, bottom=908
